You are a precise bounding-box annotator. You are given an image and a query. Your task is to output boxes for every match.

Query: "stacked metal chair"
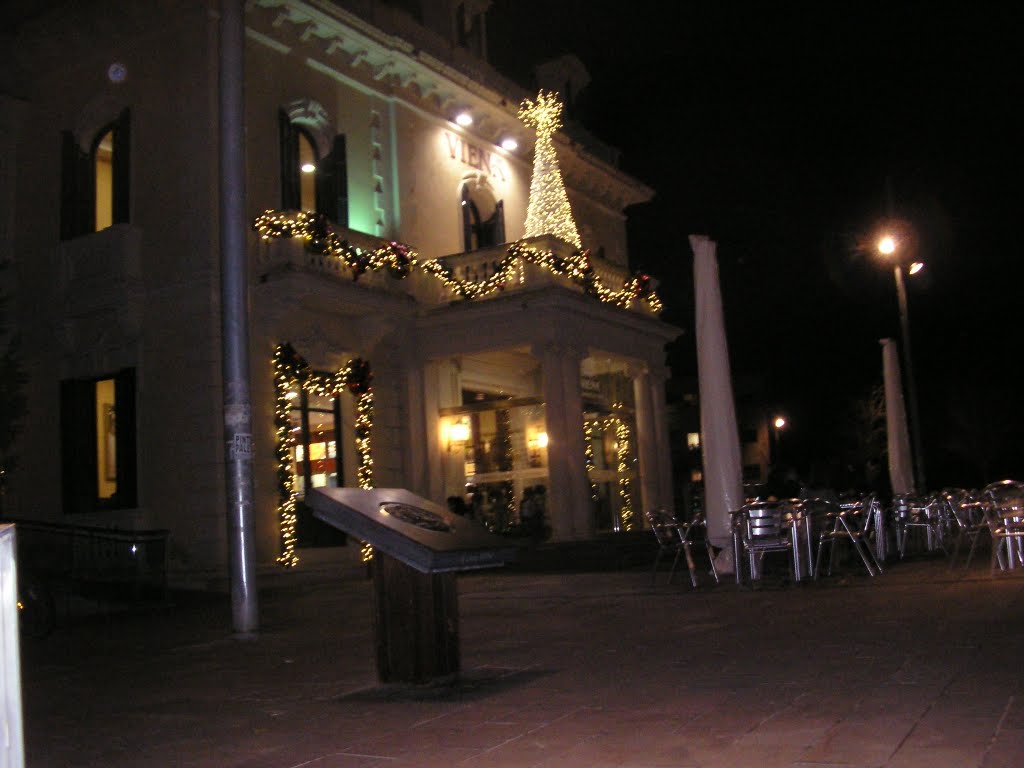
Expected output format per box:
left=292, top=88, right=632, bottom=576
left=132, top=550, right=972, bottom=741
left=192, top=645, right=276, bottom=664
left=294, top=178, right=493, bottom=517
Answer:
left=731, top=500, right=803, bottom=586
left=969, top=479, right=1024, bottom=574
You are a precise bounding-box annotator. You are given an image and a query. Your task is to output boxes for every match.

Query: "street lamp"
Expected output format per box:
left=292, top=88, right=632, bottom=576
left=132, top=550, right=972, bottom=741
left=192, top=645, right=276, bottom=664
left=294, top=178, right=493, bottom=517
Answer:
left=771, top=416, right=786, bottom=467
left=877, top=229, right=927, bottom=492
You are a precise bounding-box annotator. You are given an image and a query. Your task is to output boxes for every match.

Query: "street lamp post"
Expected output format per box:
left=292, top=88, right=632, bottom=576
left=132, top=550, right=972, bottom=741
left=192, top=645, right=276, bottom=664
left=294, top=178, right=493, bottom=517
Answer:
left=878, top=234, right=927, bottom=493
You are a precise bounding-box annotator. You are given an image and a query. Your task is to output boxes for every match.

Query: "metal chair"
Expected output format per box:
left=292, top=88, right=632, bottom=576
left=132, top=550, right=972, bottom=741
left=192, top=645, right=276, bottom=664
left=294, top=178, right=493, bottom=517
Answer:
left=731, top=500, right=801, bottom=586
left=891, top=493, right=948, bottom=558
left=971, top=480, right=1024, bottom=574
left=645, top=508, right=719, bottom=588
left=839, top=493, right=889, bottom=564
left=943, top=488, right=987, bottom=569
left=806, top=497, right=882, bottom=578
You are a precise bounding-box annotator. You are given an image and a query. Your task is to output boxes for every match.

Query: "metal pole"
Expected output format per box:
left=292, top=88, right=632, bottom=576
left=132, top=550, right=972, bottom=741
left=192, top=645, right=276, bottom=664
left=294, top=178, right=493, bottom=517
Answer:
left=893, top=264, right=926, bottom=494
left=220, top=0, right=259, bottom=636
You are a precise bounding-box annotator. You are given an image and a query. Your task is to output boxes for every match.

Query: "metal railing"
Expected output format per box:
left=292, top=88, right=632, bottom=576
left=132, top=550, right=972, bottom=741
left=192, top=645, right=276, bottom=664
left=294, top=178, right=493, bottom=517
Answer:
left=5, top=519, right=170, bottom=600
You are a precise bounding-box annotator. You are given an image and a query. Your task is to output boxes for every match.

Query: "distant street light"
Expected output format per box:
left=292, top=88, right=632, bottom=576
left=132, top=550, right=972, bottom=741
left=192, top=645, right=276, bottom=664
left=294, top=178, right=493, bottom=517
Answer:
left=772, top=415, right=786, bottom=467
left=877, top=228, right=926, bottom=492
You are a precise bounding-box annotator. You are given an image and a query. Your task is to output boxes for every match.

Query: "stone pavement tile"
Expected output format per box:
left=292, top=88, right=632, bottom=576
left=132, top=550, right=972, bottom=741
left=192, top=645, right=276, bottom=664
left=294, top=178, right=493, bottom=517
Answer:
left=691, top=742, right=812, bottom=768
left=239, top=749, right=398, bottom=768
left=849, top=684, right=939, bottom=719
left=982, top=727, right=1024, bottom=768
left=994, top=696, right=1024, bottom=729
left=798, top=715, right=918, bottom=766
left=530, top=731, right=696, bottom=767
left=927, top=691, right=1014, bottom=720
left=885, top=745, right=986, bottom=768
left=904, top=713, right=998, bottom=749
left=736, top=715, right=841, bottom=750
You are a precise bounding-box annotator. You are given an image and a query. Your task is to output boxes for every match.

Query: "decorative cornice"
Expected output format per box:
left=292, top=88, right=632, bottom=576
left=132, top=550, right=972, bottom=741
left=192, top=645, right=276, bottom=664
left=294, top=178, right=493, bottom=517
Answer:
left=247, top=0, right=651, bottom=212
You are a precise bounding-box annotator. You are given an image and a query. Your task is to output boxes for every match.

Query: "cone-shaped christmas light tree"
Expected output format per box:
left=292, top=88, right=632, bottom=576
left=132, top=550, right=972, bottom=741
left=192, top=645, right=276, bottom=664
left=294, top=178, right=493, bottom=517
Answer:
left=519, top=90, right=582, bottom=250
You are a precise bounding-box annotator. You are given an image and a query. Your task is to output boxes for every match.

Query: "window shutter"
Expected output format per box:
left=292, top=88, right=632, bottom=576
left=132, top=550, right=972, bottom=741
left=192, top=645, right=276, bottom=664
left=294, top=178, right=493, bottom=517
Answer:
left=60, top=131, right=93, bottom=240
left=111, top=108, right=131, bottom=225
left=316, top=134, right=348, bottom=227
left=279, top=110, right=300, bottom=210
left=114, top=368, right=137, bottom=508
left=60, top=378, right=98, bottom=514
left=493, top=200, right=505, bottom=244
left=461, top=184, right=473, bottom=251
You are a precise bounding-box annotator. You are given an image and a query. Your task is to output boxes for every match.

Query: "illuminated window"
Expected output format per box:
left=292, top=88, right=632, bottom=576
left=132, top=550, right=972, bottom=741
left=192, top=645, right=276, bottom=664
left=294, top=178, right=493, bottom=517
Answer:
left=61, top=109, right=130, bottom=240
left=287, top=386, right=347, bottom=546
left=687, top=432, right=701, bottom=451
left=60, top=369, right=137, bottom=512
left=279, top=110, right=348, bottom=226
left=94, top=130, right=114, bottom=230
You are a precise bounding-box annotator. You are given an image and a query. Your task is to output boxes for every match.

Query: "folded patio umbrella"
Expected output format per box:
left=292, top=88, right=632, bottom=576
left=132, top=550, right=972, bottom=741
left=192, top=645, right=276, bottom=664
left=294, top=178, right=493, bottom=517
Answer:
left=692, top=234, right=744, bottom=571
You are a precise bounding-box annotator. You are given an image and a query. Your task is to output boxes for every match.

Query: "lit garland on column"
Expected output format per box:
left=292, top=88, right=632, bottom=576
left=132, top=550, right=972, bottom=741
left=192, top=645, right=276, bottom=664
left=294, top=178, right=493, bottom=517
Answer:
left=254, top=211, right=661, bottom=312
left=273, top=343, right=375, bottom=567
left=518, top=90, right=582, bottom=249
left=583, top=409, right=635, bottom=532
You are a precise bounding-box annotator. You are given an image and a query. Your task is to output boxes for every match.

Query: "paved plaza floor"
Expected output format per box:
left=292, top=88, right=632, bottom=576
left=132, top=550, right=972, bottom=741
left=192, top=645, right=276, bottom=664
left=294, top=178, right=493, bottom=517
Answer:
left=18, top=545, right=1024, bottom=767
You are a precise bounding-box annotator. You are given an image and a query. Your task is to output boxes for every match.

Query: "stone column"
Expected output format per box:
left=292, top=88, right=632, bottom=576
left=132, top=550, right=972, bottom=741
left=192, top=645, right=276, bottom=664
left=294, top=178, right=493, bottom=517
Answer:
left=647, top=365, right=675, bottom=514
left=533, top=342, right=590, bottom=540
left=403, top=361, right=429, bottom=498
left=631, top=363, right=659, bottom=520
left=436, top=359, right=463, bottom=505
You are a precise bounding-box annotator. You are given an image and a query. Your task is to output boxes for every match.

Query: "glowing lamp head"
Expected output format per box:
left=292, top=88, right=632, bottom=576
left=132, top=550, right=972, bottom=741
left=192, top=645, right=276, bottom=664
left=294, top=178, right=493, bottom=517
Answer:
left=773, top=417, right=786, bottom=429
left=300, top=162, right=316, bottom=174
left=500, top=136, right=518, bottom=152
left=877, top=235, right=897, bottom=256
left=454, top=111, right=473, bottom=127
left=908, top=261, right=924, bottom=275
left=448, top=420, right=471, bottom=444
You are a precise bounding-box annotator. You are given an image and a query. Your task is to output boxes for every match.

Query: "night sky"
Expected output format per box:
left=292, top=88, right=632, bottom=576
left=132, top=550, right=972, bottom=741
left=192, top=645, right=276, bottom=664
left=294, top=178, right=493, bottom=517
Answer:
left=488, top=0, right=1024, bottom=488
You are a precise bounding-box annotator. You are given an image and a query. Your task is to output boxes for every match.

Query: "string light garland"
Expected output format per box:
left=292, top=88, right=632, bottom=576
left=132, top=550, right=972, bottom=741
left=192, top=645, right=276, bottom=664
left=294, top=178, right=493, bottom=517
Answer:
left=273, top=343, right=375, bottom=567
left=254, top=211, right=661, bottom=312
left=255, top=210, right=413, bottom=280
left=584, top=408, right=636, bottom=532
left=518, top=90, right=582, bottom=249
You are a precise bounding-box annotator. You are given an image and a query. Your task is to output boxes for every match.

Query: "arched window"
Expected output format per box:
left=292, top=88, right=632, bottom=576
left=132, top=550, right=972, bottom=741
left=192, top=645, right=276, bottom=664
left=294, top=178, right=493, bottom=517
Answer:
left=461, top=182, right=504, bottom=251
left=279, top=109, right=348, bottom=226
left=61, top=109, right=130, bottom=240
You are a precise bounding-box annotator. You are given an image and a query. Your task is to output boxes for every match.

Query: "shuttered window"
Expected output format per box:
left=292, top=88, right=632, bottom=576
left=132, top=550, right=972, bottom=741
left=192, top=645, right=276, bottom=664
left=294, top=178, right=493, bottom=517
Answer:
left=279, top=111, right=348, bottom=227
left=60, top=369, right=137, bottom=513
left=60, top=109, right=130, bottom=240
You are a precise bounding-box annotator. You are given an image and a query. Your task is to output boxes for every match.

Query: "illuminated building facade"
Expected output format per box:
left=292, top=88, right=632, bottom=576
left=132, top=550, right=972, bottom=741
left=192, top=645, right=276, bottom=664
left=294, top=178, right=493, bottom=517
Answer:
left=2, top=0, right=680, bottom=585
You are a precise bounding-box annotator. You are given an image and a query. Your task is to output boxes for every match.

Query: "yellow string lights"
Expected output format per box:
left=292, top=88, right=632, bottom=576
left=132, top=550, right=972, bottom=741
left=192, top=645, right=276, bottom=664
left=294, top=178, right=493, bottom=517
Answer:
left=518, top=90, right=582, bottom=250
left=273, top=343, right=374, bottom=567
left=584, top=409, right=636, bottom=532
left=254, top=211, right=661, bottom=312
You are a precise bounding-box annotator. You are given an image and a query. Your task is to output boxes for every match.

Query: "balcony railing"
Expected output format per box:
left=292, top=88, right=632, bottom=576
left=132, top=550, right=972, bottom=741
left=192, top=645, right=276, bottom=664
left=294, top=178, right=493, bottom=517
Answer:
left=251, top=211, right=661, bottom=314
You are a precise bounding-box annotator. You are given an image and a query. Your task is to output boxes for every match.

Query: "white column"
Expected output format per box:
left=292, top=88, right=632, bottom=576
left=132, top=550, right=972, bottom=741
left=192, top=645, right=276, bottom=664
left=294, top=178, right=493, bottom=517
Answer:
left=534, top=342, right=590, bottom=540
left=436, top=359, right=463, bottom=504
left=648, top=365, right=675, bottom=513
left=403, top=361, right=429, bottom=498
left=631, top=363, right=659, bottom=519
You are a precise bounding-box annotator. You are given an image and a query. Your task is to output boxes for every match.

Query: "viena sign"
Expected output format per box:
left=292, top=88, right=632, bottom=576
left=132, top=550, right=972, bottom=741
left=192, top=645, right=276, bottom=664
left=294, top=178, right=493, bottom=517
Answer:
left=444, top=131, right=508, bottom=182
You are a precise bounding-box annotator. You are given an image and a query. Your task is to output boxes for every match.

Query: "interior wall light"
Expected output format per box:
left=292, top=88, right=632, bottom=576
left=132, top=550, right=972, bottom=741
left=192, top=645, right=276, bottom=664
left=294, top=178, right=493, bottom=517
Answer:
left=454, top=110, right=473, bottom=127
left=500, top=136, right=518, bottom=151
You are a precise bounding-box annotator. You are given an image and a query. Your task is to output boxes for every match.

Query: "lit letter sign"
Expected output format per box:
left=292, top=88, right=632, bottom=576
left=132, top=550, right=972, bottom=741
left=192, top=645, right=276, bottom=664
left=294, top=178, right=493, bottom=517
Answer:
left=444, top=131, right=507, bottom=182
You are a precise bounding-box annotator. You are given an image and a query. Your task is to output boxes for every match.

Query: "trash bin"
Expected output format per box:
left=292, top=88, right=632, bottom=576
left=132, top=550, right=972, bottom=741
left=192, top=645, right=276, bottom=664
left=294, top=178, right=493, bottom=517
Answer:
left=307, top=488, right=516, bottom=684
